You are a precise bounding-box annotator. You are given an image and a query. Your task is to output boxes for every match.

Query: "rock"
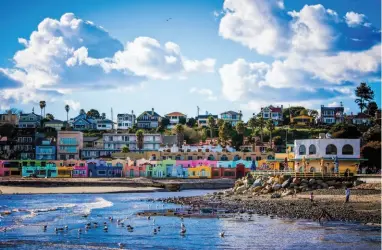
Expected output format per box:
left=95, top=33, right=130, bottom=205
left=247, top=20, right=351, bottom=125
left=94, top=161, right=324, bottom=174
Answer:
left=289, top=183, right=296, bottom=188
left=326, top=180, right=336, bottom=186
left=301, top=179, right=308, bottom=184
left=316, top=179, right=323, bottom=184
left=271, top=193, right=281, bottom=199
left=236, top=185, right=247, bottom=194
left=316, top=185, right=322, bottom=189
left=301, top=182, right=308, bottom=187
left=354, top=180, right=363, bottom=186
left=328, top=186, right=336, bottom=189
left=281, top=190, right=293, bottom=197
left=308, top=179, right=316, bottom=185
left=321, top=183, right=328, bottom=189
left=267, top=177, right=274, bottom=185
left=293, top=178, right=301, bottom=185
left=282, top=180, right=290, bottom=188
left=236, top=180, right=244, bottom=186
left=253, top=186, right=262, bottom=192
left=252, top=179, right=263, bottom=187
left=273, top=184, right=282, bottom=191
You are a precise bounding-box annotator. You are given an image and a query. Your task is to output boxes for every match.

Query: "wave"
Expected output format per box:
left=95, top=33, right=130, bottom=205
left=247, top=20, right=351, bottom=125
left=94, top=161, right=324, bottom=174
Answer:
left=74, top=197, right=113, bottom=215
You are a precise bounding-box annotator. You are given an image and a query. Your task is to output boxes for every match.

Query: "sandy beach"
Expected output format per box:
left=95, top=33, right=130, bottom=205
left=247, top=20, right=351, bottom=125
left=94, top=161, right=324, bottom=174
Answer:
left=0, top=185, right=162, bottom=194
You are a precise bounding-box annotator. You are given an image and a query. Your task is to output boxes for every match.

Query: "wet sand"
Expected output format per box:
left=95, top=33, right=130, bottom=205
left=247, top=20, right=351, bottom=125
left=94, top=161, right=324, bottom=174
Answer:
left=0, top=185, right=162, bottom=194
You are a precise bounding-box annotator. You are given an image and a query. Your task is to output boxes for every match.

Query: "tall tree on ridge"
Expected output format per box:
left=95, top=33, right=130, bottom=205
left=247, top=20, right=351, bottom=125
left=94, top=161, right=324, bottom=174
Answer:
left=175, top=124, right=185, bottom=147
left=136, top=129, right=144, bottom=152
left=39, top=101, right=46, bottom=118
left=207, top=116, right=216, bottom=138
left=235, top=121, right=245, bottom=146
left=266, top=119, right=275, bottom=149
left=258, top=116, right=265, bottom=142
left=355, top=82, right=374, bottom=113
left=65, top=105, right=70, bottom=124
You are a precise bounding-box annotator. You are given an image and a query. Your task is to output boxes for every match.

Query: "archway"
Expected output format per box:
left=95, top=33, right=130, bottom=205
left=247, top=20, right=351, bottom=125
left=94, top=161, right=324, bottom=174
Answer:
left=236, top=164, right=245, bottom=179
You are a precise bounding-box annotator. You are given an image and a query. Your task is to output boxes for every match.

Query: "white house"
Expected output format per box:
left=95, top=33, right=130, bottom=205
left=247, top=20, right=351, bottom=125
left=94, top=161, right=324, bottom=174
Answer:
left=96, top=119, right=114, bottom=130
left=117, top=112, right=136, bottom=130
left=103, top=133, right=162, bottom=151
left=165, top=112, right=187, bottom=129
left=258, top=105, right=283, bottom=125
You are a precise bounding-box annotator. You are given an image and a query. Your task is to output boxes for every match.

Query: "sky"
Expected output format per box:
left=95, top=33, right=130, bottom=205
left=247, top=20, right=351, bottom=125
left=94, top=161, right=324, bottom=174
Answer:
left=0, top=0, right=381, bottom=121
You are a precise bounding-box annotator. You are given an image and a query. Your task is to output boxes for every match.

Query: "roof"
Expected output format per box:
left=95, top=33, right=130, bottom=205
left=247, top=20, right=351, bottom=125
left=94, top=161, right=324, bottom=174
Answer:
left=20, top=113, right=42, bottom=118
left=165, top=112, right=186, bottom=117
left=321, top=106, right=344, bottom=111
left=261, top=106, right=282, bottom=113
left=197, top=115, right=218, bottom=119
left=353, top=113, right=371, bottom=119
left=220, top=111, right=241, bottom=115
left=83, top=137, right=101, bottom=142
left=45, top=119, right=64, bottom=124
left=97, top=119, right=114, bottom=124
left=137, top=111, right=161, bottom=118
left=117, top=113, right=135, bottom=117
left=163, top=135, right=177, bottom=145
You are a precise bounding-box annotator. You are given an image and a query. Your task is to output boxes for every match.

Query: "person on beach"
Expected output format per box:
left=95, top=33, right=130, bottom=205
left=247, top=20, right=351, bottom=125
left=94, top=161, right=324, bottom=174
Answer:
left=310, top=192, right=314, bottom=202
left=345, top=188, right=350, bottom=203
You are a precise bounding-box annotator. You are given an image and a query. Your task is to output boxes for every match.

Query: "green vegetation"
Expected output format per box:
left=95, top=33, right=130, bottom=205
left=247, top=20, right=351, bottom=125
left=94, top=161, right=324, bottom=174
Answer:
left=355, top=82, right=374, bottom=113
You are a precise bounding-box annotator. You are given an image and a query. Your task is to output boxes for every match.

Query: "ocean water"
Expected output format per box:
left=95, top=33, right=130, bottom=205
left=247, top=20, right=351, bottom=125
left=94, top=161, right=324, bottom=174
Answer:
left=0, top=190, right=380, bottom=250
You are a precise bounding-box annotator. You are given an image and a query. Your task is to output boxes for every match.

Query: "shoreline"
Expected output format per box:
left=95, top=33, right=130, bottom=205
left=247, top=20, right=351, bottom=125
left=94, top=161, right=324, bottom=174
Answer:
left=156, top=188, right=381, bottom=225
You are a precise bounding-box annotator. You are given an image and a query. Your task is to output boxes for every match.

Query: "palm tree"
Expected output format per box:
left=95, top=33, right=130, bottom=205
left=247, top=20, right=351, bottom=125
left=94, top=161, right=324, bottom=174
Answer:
left=39, top=101, right=46, bottom=118
left=235, top=121, right=245, bottom=146
left=258, top=116, right=265, bottom=142
left=121, top=145, right=130, bottom=153
left=65, top=105, right=70, bottom=123
left=46, top=113, right=54, bottom=121
left=217, top=119, right=224, bottom=128
left=136, top=129, right=144, bottom=152
left=207, top=116, right=215, bottom=138
left=175, top=124, right=185, bottom=147
left=248, top=116, right=257, bottom=138
left=266, top=120, right=275, bottom=149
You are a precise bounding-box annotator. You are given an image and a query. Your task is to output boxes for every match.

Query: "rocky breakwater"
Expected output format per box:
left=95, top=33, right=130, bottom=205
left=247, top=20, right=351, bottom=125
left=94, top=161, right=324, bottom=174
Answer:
left=159, top=174, right=381, bottom=224
left=230, top=175, right=354, bottom=198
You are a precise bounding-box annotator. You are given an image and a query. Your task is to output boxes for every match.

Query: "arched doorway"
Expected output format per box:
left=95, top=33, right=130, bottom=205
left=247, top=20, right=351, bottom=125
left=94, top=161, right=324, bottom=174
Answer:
left=236, top=164, right=245, bottom=179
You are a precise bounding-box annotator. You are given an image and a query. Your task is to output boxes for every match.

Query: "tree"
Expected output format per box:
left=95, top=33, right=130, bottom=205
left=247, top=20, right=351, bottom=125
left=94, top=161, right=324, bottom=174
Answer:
left=183, top=126, right=201, bottom=144
left=258, top=116, right=265, bottom=142
left=299, top=109, right=308, bottom=116
left=355, top=82, right=374, bottom=113
left=366, top=101, right=378, bottom=116
left=272, top=136, right=283, bottom=146
left=135, top=129, right=144, bottom=152
left=266, top=119, right=275, bottom=148
left=174, top=124, right=185, bottom=147
left=39, top=101, right=46, bottom=118
left=46, top=113, right=54, bottom=121
left=121, top=145, right=130, bottom=153
left=248, top=117, right=257, bottom=135
left=160, top=117, right=170, bottom=128
left=217, top=119, right=224, bottom=128
left=80, top=109, right=86, bottom=115
left=179, top=117, right=187, bottom=125
left=65, top=105, right=70, bottom=123
left=207, top=116, right=216, bottom=138
left=362, top=124, right=381, bottom=143
left=330, top=123, right=361, bottom=139
left=361, top=141, right=381, bottom=169
left=186, top=117, right=196, bottom=127
left=307, top=109, right=319, bottom=119
left=87, top=109, right=100, bottom=119
left=235, top=121, right=245, bottom=145
left=283, top=106, right=305, bottom=125
left=218, top=121, right=231, bottom=147
left=201, top=128, right=207, bottom=142
left=101, top=113, right=106, bottom=120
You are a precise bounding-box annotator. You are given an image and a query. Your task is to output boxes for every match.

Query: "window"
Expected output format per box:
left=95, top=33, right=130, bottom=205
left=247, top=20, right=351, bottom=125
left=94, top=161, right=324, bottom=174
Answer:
left=342, top=144, right=353, bottom=155
left=256, top=156, right=262, bottom=161
left=221, top=155, right=228, bottom=161
left=207, top=155, right=214, bottom=160
left=213, top=171, right=220, bottom=177
left=267, top=155, right=274, bottom=160
left=175, top=155, right=181, bottom=160
left=233, top=155, right=240, bottom=161
left=308, top=145, right=316, bottom=155
left=197, top=156, right=203, bottom=160
left=326, top=144, right=337, bottom=155
left=97, top=170, right=106, bottom=175
left=224, top=171, right=235, bottom=177
left=298, top=145, right=306, bottom=155
left=246, top=156, right=252, bottom=161
left=188, top=156, right=193, bottom=160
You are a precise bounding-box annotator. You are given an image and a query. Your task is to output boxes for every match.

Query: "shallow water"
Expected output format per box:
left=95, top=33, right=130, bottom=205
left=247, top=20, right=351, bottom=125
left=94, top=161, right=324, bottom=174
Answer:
left=0, top=190, right=380, bottom=250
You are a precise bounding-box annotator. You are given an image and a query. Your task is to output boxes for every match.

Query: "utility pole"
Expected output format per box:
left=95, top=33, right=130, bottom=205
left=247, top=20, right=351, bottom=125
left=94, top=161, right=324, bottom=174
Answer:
left=197, top=106, right=200, bottom=117
left=111, top=107, right=114, bottom=132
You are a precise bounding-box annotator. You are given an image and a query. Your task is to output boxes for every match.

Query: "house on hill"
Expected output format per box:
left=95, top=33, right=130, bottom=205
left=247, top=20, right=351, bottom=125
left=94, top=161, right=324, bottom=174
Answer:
left=136, top=108, right=162, bottom=129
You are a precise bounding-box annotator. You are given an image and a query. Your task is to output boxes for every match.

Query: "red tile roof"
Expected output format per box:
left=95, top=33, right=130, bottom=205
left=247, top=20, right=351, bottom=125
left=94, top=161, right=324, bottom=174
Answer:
left=165, top=112, right=186, bottom=117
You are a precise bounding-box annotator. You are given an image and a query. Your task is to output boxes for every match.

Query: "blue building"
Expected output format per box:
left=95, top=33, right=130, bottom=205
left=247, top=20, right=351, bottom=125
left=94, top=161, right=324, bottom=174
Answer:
left=87, top=159, right=123, bottom=177
left=71, top=113, right=97, bottom=131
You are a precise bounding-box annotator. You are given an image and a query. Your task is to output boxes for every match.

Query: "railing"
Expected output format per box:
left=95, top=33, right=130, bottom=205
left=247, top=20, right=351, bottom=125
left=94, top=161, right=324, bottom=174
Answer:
left=250, top=170, right=346, bottom=178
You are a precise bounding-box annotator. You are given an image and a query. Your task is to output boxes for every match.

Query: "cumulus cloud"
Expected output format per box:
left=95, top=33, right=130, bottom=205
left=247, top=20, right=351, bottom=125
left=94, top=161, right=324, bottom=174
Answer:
left=189, top=87, right=217, bottom=101
left=218, top=0, right=381, bottom=111
left=64, top=99, right=81, bottom=111
left=0, top=13, right=215, bottom=106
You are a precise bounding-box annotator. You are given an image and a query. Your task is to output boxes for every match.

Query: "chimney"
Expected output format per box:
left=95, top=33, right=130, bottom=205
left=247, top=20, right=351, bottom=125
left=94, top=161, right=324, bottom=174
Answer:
left=152, top=108, right=154, bottom=115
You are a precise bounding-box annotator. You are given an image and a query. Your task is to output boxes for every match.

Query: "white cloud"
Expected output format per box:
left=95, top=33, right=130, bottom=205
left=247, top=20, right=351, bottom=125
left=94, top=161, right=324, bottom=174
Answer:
left=0, top=13, right=215, bottom=106
left=189, top=87, right=217, bottom=101
left=345, top=11, right=367, bottom=27
left=64, top=99, right=80, bottom=111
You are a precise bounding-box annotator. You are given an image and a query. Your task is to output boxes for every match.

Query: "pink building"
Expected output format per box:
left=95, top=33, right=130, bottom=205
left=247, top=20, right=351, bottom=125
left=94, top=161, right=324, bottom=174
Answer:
left=0, top=160, right=10, bottom=176
left=191, top=160, right=217, bottom=167
left=71, top=160, right=88, bottom=178
left=57, top=131, right=83, bottom=160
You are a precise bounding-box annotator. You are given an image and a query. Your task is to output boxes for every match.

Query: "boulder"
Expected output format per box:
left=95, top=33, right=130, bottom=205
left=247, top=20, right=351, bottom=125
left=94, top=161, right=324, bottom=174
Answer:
left=308, top=178, right=316, bottom=185
left=267, top=177, right=274, bottom=185
left=289, top=183, right=296, bottom=188
left=301, top=179, right=308, bottom=184
left=301, top=182, right=308, bottom=187
left=293, top=178, right=301, bottom=185
left=252, top=179, right=263, bottom=187
left=253, top=186, right=262, bottom=192
left=282, top=180, right=290, bottom=188
left=271, top=193, right=281, bottom=199
left=236, top=185, right=247, bottom=194
left=236, top=180, right=244, bottom=186
left=328, top=186, right=336, bottom=189
left=281, top=190, right=293, bottom=197
left=326, top=180, right=336, bottom=186
left=321, top=183, right=328, bottom=189
left=272, top=184, right=282, bottom=191
left=316, top=179, right=323, bottom=184
left=316, top=185, right=322, bottom=189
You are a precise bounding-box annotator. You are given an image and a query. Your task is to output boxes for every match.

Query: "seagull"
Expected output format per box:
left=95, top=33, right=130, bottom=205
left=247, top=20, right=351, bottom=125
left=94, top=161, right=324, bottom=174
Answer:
left=180, top=228, right=186, bottom=234
left=43, top=225, right=47, bottom=231
left=220, top=231, right=225, bottom=237
left=166, top=18, right=172, bottom=22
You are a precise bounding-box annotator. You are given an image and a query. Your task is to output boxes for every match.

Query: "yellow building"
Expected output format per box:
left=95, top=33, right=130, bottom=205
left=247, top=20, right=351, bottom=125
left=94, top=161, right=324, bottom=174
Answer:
left=55, top=160, right=72, bottom=177
left=290, top=114, right=314, bottom=126
left=187, top=165, right=212, bottom=179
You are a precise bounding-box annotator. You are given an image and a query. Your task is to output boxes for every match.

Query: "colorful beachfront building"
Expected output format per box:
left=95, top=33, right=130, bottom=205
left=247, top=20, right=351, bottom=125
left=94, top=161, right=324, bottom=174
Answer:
left=0, top=160, right=10, bottom=176
left=293, top=138, right=362, bottom=174
left=188, top=165, right=212, bottom=178
left=65, top=160, right=88, bottom=178
left=2, top=160, right=22, bottom=176
left=56, top=160, right=72, bottom=178
left=87, top=159, right=123, bottom=177
left=21, top=160, right=58, bottom=178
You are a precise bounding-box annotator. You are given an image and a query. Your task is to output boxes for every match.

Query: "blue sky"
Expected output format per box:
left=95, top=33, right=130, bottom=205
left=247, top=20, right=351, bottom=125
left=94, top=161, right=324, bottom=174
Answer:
left=0, top=0, right=380, bottom=120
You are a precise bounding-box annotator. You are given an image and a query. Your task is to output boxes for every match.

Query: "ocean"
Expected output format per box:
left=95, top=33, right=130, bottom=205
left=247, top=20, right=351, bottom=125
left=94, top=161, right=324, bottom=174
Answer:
left=0, top=190, right=380, bottom=249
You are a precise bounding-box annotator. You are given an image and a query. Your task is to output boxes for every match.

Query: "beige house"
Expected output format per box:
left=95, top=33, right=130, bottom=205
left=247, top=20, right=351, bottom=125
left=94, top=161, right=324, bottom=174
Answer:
left=0, top=111, right=19, bottom=126
left=57, top=131, right=83, bottom=160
